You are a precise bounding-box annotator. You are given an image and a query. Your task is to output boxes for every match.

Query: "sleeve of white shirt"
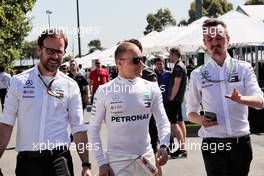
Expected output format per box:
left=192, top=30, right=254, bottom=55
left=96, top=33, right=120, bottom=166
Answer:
left=88, top=86, right=108, bottom=167
left=68, top=82, right=88, bottom=134
left=0, top=77, right=19, bottom=125
left=244, top=63, right=264, bottom=109
left=186, top=70, right=202, bottom=115
left=151, top=83, right=170, bottom=147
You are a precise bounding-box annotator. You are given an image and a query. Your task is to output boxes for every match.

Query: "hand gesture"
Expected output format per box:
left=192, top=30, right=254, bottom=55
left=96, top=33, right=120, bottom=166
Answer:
left=225, top=88, right=242, bottom=103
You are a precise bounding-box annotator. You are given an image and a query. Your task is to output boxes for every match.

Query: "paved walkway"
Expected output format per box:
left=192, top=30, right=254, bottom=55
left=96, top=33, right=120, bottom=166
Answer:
left=0, top=111, right=264, bottom=176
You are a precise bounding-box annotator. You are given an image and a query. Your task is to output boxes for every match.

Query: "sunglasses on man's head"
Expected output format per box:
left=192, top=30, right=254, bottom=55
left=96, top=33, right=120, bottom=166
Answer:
left=42, top=46, right=65, bottom=56
left=120, top=56, right=146, bottom=65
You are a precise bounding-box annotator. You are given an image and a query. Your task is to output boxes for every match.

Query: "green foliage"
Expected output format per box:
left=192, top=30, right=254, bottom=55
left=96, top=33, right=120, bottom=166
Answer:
left=144, top=8, right=176, bottom=35
left=245, top=0, right=264, bottom=5
left=63, top=55, right=72, bottom=63
left=88, top=39, right=103, bottom=54
left=188, top=0, right=233, bottom=23
left=0, top=0, right=36, bottom=69
left=178, top=19, right=189, bottom=26
left=22, top=40, right=37, bottom=59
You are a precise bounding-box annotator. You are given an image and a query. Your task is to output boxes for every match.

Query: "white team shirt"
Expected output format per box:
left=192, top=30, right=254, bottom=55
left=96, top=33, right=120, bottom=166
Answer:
left=89, top=75, right=170, bottom=167
left=0, top=72, right=11, bottom=89
left=0, top=65, right=87, bottom=151
left=187, top=55, right=264, bottom=138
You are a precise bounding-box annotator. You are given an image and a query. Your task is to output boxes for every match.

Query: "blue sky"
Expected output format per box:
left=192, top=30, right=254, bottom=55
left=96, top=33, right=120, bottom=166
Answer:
left=26, top=0, right=246, bottom=56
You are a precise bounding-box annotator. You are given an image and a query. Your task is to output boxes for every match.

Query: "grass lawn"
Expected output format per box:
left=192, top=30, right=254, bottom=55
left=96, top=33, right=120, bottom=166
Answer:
left=185, top=122, right=201, bottom=137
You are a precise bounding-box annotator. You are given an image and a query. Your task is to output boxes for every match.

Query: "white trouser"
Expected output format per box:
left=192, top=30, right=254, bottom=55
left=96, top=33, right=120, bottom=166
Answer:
left=105, top=150, right=156, bottom=176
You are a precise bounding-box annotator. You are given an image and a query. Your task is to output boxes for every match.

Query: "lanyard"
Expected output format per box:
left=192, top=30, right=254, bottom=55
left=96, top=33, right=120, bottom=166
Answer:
left=38, top=74, right=62, bottom=98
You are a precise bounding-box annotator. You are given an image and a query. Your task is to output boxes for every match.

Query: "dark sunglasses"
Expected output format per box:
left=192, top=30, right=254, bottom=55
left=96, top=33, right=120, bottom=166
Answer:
left=95, top=62, right=101, bottom=65
left=120, top=56, right=146, bottom=65
left=42, top=46, right=65, bottom=56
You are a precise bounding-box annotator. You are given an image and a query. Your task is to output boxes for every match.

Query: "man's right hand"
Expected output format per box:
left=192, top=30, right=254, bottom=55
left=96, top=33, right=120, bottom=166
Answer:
left=201, top=117, right=218, bottom=128
left=99, top=164, right=115, bottom=176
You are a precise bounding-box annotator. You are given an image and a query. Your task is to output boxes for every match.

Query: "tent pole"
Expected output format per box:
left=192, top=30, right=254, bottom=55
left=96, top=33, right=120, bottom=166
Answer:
left=255, top=46, right=259, bottom=81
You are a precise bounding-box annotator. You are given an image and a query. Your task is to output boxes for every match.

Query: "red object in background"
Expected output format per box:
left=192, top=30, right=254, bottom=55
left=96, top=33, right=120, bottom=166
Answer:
left=89, top=68, right=109, bottom=93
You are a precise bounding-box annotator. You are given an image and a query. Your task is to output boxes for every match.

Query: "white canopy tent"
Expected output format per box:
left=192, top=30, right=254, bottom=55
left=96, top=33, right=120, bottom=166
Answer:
left=219, top=11, right=264, bottom=46
left=99, top=45, right=118, bottom=66
left=139, top=27, right=187, bottom=55
left=74, top=11, right=264, bottom=68
left=164, top=11, right=264, bottom=52
left=75, top=50, right=102, bottom=68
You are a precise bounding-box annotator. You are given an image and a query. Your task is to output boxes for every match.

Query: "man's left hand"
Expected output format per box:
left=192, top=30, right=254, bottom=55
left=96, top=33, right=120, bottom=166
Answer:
left=82, top=167, right=92, bottom=176
left=156, top=147, right=168, bottom=166
left=225, top=88, right=242, bottom=103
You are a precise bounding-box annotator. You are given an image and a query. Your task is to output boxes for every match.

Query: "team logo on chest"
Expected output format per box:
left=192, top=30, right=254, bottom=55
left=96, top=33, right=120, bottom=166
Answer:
left=143, top=91, right=151, bottom=108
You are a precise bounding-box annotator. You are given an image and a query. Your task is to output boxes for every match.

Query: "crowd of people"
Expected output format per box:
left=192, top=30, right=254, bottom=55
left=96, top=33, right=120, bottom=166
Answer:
left=0, top=18, right=263, bottom=176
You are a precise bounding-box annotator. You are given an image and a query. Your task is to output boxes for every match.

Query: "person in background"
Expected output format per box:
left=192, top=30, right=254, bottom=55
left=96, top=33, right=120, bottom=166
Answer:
left=0, top=66, right=11, bottom=112
left=110, top=66, right=118, bottom=80
left=88, top=60, right=109, bottom=104
left=59, top=64, right=69, bottom=75
left=69, top=59, right=89, bottom=110
left=168, top=48, right=188, bottom=159
left=154, top=57, right=171, bottom=109
left=186, top=59, right=195, bottom=80
left=78, top=64, right=86, bottom=78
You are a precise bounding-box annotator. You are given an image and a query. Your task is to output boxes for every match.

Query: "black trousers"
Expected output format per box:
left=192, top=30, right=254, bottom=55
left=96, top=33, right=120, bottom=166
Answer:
left=0, top=89, right=7, bottom=111
left=16, top=149, right=74, bottom=176
left=201, top=135, right=252, bottom=176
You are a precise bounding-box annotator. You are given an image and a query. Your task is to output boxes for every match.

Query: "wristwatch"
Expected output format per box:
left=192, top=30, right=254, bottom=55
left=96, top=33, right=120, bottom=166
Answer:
left=160, top=144, right=170, bottom=154
left=82, top=162, right=92, bottom=169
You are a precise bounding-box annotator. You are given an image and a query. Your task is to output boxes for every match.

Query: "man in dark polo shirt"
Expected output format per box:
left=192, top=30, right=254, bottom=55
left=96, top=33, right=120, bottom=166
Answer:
left=69, top=59, right=89, bottom=110
left=168, top=48, right=187, bottom=158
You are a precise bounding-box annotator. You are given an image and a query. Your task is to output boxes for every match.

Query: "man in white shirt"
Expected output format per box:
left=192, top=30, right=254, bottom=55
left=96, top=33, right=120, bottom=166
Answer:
left=0, top=66, right=11, bottom=112
left=0, top=29, right=92, bottom=176
left=187, top=19, right=264, bottom=176
left=89, top=42, right=170, bottom=176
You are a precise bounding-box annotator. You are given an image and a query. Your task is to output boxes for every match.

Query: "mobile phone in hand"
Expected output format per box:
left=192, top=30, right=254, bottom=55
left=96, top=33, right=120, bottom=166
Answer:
left=204, top=111, right=217, bottom=121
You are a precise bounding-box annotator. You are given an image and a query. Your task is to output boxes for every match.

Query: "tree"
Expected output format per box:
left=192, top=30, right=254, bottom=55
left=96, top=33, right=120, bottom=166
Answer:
left=188, top=0, right=233, bottom=23
left=178, top=19, right=189, bottom=26
left=144, top=8, right=176, bottom=35
left=0, top=0, right=36, bottom=69
left=63, top=55, right=72, bottom=63
left=88, top=39, right=103, bottom=54
left=245, top=0, right=264, bottom=5
left=22, top=40, right=37, bottom=59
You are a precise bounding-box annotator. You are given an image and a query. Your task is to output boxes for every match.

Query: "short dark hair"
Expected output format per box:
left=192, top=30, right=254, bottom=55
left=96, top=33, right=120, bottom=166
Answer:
left=69, top=59, right=77, bottom=65
left=154, top=57, right=164, bottom=64
left=126, top=39, right=142, bottom=52
left=170, top=48, right=181, bottom=58
left=37, top=28, right=68, bottom=50
left=202, top=18, right=229, bottom=37
left=59, top=64, right=68, bottom=69
left=202, top=18, right=227, bottom=29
